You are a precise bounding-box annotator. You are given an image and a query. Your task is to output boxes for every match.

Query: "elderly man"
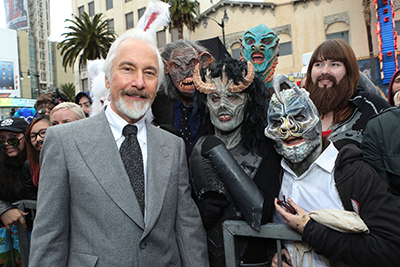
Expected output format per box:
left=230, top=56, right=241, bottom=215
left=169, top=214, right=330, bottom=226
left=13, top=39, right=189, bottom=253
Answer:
left=304, top=39, right=389, bottom=149
left=29, top=29, right=208, bottom=266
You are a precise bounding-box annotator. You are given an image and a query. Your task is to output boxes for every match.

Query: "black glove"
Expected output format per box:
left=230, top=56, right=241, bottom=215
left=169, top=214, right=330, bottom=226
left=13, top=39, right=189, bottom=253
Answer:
left=201, top=135, right=224, bottom=158
left=196, top=192, right=229, bottom=228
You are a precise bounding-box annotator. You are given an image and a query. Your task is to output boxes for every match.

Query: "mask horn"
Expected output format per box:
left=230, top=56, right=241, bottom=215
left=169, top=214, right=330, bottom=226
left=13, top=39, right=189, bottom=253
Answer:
left=230, top=61, right=255, bottom=92
left=193, top=63, right=217, bottom=94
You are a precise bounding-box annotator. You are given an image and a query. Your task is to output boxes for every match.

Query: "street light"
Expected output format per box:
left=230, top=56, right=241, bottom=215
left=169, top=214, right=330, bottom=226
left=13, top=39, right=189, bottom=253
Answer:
left=202, top=10, right=229, bottom=47
left=27, top=69, right=40, bottom=97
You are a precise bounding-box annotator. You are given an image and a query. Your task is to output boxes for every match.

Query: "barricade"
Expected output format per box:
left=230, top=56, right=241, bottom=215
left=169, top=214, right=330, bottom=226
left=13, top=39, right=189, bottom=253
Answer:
left=12, top=199, right=37, bottom=267
left=222, top=220, right=302, bottom=267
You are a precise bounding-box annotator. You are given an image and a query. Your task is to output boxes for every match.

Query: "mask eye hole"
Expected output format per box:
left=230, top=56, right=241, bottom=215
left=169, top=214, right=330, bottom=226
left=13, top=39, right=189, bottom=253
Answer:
left=245, top=37, right=255, bottom=45
left=261, top=37, right=274, bottom=45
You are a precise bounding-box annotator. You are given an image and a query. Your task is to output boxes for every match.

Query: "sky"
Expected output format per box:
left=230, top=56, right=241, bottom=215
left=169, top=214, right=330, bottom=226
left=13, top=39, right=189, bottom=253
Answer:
left=0, top=0, right=72, bottom=42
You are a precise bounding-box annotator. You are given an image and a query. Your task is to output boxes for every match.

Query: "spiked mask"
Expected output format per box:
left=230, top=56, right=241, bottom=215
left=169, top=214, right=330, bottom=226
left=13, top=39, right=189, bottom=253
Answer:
left=265, top=75, right=322, bottom=163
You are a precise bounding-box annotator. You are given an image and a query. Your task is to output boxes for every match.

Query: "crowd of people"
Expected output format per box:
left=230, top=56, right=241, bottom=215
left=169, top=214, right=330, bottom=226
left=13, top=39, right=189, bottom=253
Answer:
left=1, top=23, right=400, bottom=267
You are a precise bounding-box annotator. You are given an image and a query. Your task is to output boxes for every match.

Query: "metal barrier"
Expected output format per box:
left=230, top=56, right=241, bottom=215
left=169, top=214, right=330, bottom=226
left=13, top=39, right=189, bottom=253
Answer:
left=222, top=220, right=302, bottom=267
left=12, top=199, right=37, bottom=267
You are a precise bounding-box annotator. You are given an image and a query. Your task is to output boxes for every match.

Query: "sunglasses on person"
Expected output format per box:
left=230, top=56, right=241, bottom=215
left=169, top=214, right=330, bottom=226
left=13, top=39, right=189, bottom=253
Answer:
left=0, top=136, right=25, bottom=149
left=29, top=129, right=47, bottom=142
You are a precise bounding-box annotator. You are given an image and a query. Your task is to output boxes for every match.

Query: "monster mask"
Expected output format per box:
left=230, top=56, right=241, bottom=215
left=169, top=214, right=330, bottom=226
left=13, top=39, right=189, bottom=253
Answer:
left=265, top=75, right=321, bottom=163
left=240, top=24, right=280, bottom=88
left=164, top=47, right=212, bottom=97
left=194, top=59, right=254, bottom=132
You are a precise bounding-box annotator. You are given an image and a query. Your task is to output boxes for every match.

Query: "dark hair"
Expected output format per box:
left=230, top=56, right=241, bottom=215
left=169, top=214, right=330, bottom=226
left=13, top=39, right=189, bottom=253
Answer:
left=195, top=58, right=270, bottom=156
left=0, top=144, right=28, bottom=202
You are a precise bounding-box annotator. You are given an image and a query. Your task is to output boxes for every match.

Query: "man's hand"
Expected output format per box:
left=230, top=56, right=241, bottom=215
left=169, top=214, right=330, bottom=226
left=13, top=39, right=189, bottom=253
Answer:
left=0, top=209, right=28, bottom=233
left=394, top=90, right=400, bottom=106
left=274, top=198, right=310, bottom=234
left=271, top=248, right=292, bottom=267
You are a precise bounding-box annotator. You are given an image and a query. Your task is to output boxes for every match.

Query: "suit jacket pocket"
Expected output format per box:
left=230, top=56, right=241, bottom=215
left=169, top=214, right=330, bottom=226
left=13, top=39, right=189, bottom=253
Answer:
left=68, top=250, right=98, bottom=267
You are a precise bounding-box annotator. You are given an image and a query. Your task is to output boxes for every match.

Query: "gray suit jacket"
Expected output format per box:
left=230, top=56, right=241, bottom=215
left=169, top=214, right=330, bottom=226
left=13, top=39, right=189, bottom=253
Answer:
left=29, top=110, right=208, bottom=266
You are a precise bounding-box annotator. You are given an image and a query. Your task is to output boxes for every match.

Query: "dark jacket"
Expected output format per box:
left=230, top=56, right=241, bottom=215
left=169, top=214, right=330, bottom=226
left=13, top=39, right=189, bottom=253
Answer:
left=151, top=92, right=205, bottom=155
left=361, top=105, right=400, bottom=206
left=329, top=86, right=390, bottom=149
left=0, top=160, right=37, bottom=226
left=303, top=144, right=400, bottom=267
left=190, top=137, right=281, bottom=266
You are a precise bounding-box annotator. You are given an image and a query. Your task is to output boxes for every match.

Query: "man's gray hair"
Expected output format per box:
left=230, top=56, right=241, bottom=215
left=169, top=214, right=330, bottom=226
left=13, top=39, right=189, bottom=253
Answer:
left=102, top=28, right=164, bottom=90
left=50, top=102, right=86, bottom=121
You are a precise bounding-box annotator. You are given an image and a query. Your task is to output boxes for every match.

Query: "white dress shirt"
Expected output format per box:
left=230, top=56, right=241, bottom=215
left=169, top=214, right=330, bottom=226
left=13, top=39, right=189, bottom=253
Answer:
left=105, top=105, right=148, bottom=222
left=274, top=142, right=344, bottom=267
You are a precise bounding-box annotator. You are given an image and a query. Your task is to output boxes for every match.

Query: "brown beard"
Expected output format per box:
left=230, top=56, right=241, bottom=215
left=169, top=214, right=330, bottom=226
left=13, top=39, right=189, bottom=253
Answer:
left=307, top=73, right=354, bottom=123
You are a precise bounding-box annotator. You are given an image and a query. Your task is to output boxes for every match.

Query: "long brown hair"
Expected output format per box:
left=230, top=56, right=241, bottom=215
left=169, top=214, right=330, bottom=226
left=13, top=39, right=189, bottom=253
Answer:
left=305, top=39, right=359, bottom=124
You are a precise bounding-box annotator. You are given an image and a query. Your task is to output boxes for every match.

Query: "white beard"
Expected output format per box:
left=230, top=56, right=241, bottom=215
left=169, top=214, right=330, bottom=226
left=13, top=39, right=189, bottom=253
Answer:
left=115, top=95, right=151, bottom=120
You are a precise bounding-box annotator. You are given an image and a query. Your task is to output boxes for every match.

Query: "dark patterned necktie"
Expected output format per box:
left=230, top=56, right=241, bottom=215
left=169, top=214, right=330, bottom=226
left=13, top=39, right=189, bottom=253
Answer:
left=120, top=124, right=145, bottom=215
left=180, top=105, right=193, bottom=148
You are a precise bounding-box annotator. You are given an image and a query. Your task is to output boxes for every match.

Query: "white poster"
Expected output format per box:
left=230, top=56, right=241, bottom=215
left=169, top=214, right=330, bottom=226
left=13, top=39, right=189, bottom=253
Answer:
left=0, top=28, right=21, bottom=97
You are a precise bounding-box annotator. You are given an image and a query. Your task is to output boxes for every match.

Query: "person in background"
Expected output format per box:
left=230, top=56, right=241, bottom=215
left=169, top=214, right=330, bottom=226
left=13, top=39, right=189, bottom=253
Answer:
left=387, top=69, right=400, bottom=106
left=0, top=117, right=35, bottom=233
left=361, top=104, right=400, bottom=207
left=151, top=40, right=213, bottom=155
left=75, top=91, right=93, bottom=117
left=25, top=115, right=51, bottom=186
left=304, top=39, right=389, bottom=149
left=49, top=102, right=86, bottom=126
left=29, top=28, right=208, bottom=266
left=34, top=89, right=68, bottom=116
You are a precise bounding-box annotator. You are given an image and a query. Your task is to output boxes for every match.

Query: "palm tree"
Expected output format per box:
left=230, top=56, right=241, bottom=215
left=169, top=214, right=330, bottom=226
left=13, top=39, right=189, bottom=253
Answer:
left=362, top=0, right=376, bottom=83
left=57, top=12, right=116, bottom=71
left=162, top=0, right=199, bottom=39
left=59, top=83, right=76, bottom=102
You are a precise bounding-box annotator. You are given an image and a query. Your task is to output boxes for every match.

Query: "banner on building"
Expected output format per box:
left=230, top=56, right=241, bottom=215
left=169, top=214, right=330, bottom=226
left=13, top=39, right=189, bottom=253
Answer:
left=4, top=0, right=28, bottom=30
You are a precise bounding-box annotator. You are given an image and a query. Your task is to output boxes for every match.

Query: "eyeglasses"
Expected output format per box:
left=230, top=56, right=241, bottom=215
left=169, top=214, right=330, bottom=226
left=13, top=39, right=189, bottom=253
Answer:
left=0, top=136, right=25, bottom=149
left=29, top=129, right=47, bottom=142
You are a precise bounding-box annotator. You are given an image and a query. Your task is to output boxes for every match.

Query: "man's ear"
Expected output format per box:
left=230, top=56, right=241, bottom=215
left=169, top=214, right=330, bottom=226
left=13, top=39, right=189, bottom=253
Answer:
left=199, top=52, right=213, bottom=69
left=163, top=59, right=169, bottom=74
left=105, top=76, right=110, bottom=89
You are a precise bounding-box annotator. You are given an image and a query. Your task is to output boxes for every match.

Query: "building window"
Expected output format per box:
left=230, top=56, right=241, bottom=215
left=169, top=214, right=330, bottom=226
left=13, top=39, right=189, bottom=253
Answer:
left=395, top=20, right=400, bottom=50
left=231, top=48, right=240, bottom=60
left=88, top=1, right=95, bottom=17
left=326, top=31, right=349, bottom=44
left=106, top=0, right=113, bottom=10
left=171, top=28, right=179, bottom=42
left=78, top=5, right=84, bottom=17
left=81, top=78, right=88, bottom=91
left=157, top=30, right=166, bottom=47
left=138, top=7, right=146, bottom=20
left=279, top=41, right=293, bottom=56
left=107, top=19, right=114, bottom=33
left=126, top=12, right=134, bottom=30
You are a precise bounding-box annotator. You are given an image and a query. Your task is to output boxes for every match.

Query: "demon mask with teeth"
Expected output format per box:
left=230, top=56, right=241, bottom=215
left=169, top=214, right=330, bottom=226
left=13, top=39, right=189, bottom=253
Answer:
left=162, top=41, right=213, bottom=99
left=240, top=24, right=280, bottom=88
left=193, top=58, right=258, bottom=147
left=265, top=75, right=322, bottom=164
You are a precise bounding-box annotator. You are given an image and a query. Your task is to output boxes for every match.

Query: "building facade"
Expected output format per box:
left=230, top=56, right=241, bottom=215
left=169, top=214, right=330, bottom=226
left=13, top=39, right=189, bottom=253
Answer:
left=70, top=0, right=400, bottom=94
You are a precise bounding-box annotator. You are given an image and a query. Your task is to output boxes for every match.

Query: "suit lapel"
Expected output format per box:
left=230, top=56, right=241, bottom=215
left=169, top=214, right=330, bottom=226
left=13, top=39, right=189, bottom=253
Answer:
left=75, top=110, right=145, bottom=229
left=144, top=121, right=171, bottom=235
